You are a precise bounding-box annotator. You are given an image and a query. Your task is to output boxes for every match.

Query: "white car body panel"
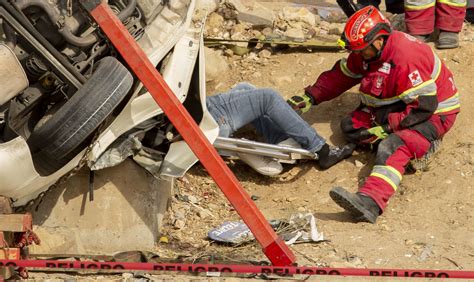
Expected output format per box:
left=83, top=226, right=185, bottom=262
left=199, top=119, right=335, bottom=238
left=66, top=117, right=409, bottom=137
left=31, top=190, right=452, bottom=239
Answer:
left=0, top=0, right=213, bottom=206
left=160, top=25, right=219, bottom=178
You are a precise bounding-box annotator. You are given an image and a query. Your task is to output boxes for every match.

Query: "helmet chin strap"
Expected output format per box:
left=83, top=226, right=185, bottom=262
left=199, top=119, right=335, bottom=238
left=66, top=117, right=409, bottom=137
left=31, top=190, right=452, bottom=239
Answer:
left=367, top=37, right=387, bottom=62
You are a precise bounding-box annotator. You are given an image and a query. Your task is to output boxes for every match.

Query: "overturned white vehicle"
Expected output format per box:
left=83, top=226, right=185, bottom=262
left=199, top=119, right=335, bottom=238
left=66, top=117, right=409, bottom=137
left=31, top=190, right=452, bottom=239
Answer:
left=0, top=0, right=218, bottom=206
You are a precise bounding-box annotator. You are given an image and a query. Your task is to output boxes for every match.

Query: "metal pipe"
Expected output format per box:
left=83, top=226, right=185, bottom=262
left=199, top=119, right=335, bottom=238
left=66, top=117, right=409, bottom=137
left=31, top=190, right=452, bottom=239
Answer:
left=14, top=0, right=99, bottom=47
left=2, top=21, right=17, bottom=49
left=0, top=6, right=84, bottom=87
left=117, top=0, right=137, bottom=22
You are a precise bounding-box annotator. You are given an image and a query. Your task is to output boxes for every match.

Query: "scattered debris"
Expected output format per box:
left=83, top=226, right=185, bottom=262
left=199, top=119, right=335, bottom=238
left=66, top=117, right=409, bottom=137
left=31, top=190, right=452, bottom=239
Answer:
left=208, top=213, right=325, bottom=245
left=417, top=244, right=433, bottom=262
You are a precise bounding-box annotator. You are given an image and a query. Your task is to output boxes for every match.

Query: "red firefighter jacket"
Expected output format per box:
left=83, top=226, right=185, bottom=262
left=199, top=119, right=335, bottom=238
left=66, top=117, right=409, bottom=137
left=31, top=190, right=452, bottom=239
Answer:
left=305, top=30, right=460, bottom=132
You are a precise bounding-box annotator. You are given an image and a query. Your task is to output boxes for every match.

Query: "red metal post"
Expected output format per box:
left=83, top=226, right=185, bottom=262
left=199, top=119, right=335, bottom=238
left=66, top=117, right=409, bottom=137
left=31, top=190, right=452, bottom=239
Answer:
left=79, top=1, right=296, bottom=266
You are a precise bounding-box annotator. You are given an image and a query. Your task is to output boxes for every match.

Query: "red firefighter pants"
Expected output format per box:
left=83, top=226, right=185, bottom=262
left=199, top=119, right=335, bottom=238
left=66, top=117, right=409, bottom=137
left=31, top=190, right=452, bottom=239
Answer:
left=405, top=1, right=467, bottom=35
left=341, top=109, right=457, bottom=212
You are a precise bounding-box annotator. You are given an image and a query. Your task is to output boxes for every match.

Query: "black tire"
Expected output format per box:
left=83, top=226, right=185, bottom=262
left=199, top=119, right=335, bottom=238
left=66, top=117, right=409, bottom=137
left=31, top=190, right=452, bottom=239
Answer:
left=27, top=56, right=133, bottom=176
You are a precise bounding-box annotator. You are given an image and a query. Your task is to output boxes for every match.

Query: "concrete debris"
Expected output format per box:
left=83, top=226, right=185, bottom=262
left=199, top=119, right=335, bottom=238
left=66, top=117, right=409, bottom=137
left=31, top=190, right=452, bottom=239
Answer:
left=258, top=49, right=271, bottom=58
left=195, top=0, right=219, bottom=13
left=315, top=6, right=347, bottom=23
left=226, top=0, right=274, bottom=27
left=173, top=219, right=186, bottom=229
left=284, top=28, right=306, bottom=42
left=204, top=47, right=230, bottom=82
left=281, top=7, right=316, bottom=27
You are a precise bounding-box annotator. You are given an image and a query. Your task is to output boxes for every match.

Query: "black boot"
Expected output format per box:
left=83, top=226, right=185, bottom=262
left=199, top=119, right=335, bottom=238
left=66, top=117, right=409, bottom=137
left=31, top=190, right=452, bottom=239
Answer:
left=317, top=143, right=355, bottom=170
left=436, top=31, right=459, bottom=49
left=329, top=187, right=381, bottom=223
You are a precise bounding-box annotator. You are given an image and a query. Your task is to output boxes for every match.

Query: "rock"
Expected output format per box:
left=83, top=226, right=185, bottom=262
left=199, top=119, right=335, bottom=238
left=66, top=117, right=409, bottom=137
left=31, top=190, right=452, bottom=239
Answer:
left=258, top=49, right=272, bottom=58
left=284, top=28, right=305, bottom=42
left=262, top=27, right=273, bottom=36
left=187, top=195, right=199, bottom=204
left=282, top=7, right=316, bottom=26
left=174, top=219, right=186, bottom=229
left=197, top=210, right=209, bottom=219
left=355, top=160, right=364, bottom=168
left=231, top=23, right=248, bottom=36
left=207, top=13, right=224, bottom=30
left=174, top=210, right=186, bottom=219
left=320, top=21, right=330, bottom=31
left=328, top=23, right=342, bottom=35
left=228, top=0, right=274, bottom=27
left=224, top=48, right=234, bottom=57
left=204, top=47, right=230, bottom=82
left=316, top=6, right=347, bottom=23
left=122, top=273, right=134, bottom=279
left=195, top=0, right=219, bottom=13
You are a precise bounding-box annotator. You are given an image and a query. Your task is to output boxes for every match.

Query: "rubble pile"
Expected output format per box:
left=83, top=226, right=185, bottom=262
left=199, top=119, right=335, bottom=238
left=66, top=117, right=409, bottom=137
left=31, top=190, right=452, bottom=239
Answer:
left=198, top=0, right=474, bottom=53
left=202, top=1, right=347, bottom=45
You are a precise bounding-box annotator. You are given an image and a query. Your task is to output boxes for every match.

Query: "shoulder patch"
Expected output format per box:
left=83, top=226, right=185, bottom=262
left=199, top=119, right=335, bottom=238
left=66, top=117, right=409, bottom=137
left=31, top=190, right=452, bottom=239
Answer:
left=409, top=70, right=423, bottom=86
left=378, top=62, right=391, bottom=74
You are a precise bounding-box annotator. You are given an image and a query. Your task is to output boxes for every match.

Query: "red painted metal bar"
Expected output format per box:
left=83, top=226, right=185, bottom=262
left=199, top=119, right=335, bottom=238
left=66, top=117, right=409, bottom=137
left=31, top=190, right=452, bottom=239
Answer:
left=78, top=1, right=295, bottom=266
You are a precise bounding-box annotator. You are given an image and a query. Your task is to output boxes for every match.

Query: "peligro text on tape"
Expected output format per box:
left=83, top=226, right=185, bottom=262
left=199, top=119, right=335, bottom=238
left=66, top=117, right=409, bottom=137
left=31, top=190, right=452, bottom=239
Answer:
left=1, top=260, right=473, bottom=279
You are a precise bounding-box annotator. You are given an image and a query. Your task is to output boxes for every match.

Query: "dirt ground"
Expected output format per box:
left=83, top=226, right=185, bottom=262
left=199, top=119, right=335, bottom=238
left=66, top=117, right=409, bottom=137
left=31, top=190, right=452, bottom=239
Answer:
left=155, top=29, right=474, bottom=274
left=22, top=3, right=474, bottom=279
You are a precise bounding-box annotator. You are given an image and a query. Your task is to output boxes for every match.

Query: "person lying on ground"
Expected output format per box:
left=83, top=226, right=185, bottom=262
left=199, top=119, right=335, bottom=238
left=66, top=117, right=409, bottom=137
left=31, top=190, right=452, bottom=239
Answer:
left=206, top=82, right=355, bottom=176
left=287, top=6, right=459, bottom=223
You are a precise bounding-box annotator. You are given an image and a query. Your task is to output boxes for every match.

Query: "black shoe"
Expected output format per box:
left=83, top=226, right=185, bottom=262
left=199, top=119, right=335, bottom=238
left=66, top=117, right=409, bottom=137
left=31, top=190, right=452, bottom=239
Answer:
left=329, top=187, right=380, bottom=223
left=436, top=31, right=459, bottom=49
left=317, top=143, right=355, bottom=170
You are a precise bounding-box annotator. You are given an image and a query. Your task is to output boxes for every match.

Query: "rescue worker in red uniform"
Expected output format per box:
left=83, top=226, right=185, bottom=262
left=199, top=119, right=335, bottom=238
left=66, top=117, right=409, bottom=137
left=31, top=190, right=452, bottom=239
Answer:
left=287, top=6, right=460, bottom=223
left=405, top=0, right=467, bottom=49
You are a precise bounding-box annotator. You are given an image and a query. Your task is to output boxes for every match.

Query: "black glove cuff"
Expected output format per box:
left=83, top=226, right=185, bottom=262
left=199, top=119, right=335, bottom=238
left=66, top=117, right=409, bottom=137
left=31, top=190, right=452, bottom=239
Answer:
left=382, top=124, right=392, bottom=133
left=304, top=91, right=315, bottom=105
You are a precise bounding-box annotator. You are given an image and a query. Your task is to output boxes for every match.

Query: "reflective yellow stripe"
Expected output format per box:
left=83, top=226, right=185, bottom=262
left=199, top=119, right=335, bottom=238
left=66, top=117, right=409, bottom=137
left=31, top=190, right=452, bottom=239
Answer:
left=370, top=165, right=402, bottom=191
left=405, top=2, right=436, bottom=10
left=371, top=173, right=399, bottom=191
left=435, top=93, right=461, bottom=113
left=437, top=0, right=467, bottom=7
left=340, top=58, right=363, bottom=79
left=431, top=50, right=442, bottom=81
left=384, top=165, right=403, bottom=180
left=360, top=92, right=400, bottom=107
left=399, top=79, right=435, bottom=98
left=435, top=104, right=461, bottom=113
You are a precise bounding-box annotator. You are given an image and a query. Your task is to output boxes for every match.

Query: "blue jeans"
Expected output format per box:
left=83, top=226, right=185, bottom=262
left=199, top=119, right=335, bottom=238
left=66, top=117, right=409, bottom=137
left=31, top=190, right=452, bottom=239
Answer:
left=206, top=83, right=325, bottom=153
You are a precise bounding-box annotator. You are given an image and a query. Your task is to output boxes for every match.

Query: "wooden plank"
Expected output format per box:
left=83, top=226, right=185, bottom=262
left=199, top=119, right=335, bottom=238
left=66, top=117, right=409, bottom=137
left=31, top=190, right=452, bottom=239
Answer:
left=0, top=214, right=32, bottom=232
left=0, top=248, right=20, bottom=259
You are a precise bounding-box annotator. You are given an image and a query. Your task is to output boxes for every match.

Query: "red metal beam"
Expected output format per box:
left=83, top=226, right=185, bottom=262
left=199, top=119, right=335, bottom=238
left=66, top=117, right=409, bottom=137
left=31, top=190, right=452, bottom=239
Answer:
left=79, top=1, right=295, bottom=266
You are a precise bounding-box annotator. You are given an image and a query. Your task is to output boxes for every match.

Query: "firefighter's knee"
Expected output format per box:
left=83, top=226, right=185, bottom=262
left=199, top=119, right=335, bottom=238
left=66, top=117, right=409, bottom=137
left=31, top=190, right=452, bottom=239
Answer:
left=375, top=134, right=405, bottom=165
